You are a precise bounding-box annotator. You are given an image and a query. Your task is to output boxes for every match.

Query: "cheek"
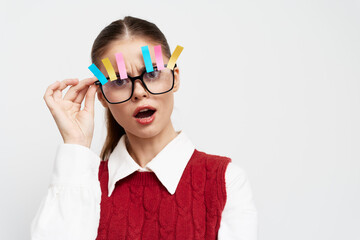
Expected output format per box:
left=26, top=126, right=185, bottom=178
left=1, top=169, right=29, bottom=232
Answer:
left=160, top=94, right=174, bottom=117
left=108, top=106, right=131, bottom=126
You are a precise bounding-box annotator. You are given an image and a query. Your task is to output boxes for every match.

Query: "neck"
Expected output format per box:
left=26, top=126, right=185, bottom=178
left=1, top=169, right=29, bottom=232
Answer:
left=125, top=123, right=180, bottom=168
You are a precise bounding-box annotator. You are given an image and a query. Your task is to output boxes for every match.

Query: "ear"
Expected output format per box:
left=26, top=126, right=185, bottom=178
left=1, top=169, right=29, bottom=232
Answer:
left=172, top=66, right=180, bottom=92
left=97, top=87, right=108, bottom=108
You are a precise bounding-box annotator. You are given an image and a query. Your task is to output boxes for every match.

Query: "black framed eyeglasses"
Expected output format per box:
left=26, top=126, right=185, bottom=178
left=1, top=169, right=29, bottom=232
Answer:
left=94, top=63, right=177, bottom=104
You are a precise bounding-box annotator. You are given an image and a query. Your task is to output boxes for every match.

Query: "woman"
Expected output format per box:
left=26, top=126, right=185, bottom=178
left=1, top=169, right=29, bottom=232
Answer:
left=31, top=16, right=258, bottom=240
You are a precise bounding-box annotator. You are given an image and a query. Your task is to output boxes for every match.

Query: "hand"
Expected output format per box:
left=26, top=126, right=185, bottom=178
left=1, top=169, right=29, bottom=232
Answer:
left=43, top=77, right=99, bottom=148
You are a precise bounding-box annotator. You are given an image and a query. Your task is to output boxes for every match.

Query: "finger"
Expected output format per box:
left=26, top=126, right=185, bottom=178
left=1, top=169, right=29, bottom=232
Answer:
left=43, top=81, right=61, bottom=110
left=63, top=77, right=98, bottom=102
left=73, top=86, right=89, bottom=104
left=83, top=84, right=99, bottom=115
left=54, top=79, right=80, bottom=101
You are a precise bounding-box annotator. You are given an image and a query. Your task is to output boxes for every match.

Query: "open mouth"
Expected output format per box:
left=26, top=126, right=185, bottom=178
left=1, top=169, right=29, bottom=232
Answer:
left=134, top=109, right=156, bottom=119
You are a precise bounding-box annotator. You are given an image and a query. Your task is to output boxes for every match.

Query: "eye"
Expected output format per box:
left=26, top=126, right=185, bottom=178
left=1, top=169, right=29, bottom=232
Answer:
left=145, top=69, right=160, bottom=79
left=112, top=78, right=128, bottom=87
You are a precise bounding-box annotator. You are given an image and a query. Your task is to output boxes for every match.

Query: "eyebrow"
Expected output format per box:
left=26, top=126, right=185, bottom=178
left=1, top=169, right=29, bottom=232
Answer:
left=112, top=63, right=158, bottom=77
left=136, top=62, right=157, bottom=74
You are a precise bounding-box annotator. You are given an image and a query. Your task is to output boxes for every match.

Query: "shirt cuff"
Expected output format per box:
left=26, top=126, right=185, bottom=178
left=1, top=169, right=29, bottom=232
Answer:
left=50, top=143, right=101, bottom=187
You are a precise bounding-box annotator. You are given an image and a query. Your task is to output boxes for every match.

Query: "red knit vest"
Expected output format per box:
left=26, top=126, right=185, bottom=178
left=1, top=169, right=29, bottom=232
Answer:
left=96, top=149, right=231, bottom=240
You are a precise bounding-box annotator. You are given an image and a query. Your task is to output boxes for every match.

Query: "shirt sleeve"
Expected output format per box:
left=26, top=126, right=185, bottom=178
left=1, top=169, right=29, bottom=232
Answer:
left=218, top=162, right=258, bottom=240
left=30, top=143, right=102, bottom=240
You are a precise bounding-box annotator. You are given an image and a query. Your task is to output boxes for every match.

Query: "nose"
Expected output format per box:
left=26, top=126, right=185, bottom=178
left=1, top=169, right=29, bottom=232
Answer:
left=131, top=79, right=149, bottom=101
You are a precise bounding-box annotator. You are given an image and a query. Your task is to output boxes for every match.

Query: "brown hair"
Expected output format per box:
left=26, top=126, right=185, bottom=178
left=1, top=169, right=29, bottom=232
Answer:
left=90, top=16, right=172, bottom=161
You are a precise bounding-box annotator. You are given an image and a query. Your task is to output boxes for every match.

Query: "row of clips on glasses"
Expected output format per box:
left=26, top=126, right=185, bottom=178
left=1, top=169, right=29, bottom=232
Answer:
left=88, top=45, right=184, bottom=86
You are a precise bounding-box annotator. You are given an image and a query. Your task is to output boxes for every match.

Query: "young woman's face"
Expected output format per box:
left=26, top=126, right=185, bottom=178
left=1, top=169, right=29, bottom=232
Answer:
left=97, top=38, right=180, bottom=139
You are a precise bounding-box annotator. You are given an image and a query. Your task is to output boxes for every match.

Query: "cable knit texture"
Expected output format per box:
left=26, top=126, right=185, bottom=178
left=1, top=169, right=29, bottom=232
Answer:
left=96, top=149, right=231, bottom=240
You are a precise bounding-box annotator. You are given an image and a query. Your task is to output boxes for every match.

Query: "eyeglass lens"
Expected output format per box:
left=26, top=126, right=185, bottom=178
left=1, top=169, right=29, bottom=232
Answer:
left=102, top=68, right=173, bottom=103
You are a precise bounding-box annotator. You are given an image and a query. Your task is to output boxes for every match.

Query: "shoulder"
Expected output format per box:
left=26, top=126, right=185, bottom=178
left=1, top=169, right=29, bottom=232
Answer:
left=225, top=162, right=248, bottom=189
left=191, top=151, right=251, bottom=193
left=191, top=149, right=232, bottom=169
left=190, top=149, right=232, bottom=195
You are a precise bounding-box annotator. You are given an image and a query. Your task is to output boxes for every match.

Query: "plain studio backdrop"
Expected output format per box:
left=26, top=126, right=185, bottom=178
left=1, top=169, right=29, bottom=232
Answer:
left=1, top=0, right=359, bottom=239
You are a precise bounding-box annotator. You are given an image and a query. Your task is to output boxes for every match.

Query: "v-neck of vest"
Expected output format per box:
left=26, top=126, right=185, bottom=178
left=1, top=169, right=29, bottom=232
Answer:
left=117, top=171, right=159, bottom=186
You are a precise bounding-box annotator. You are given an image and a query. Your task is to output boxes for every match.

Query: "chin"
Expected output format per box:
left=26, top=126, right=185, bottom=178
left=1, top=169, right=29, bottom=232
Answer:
left=125, top=126, right=161, bottom=139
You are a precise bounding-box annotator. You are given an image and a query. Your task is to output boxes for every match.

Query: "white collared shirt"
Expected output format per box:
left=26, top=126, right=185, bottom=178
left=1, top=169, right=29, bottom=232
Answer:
left=31, top=130, right=258, bottom=240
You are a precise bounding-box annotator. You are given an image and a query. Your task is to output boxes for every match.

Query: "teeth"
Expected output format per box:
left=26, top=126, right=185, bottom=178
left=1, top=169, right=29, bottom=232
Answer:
left=139, top=109, right=149, bottom=112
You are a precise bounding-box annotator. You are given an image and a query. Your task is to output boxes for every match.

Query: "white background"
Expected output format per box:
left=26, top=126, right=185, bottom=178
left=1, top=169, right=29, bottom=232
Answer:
left=1, top=0, right=359, bottom=239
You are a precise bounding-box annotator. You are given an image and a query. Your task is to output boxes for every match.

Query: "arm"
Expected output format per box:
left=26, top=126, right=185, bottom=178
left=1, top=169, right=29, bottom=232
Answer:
left=218, top=162, right=258, bottom=240
left=30, top=143, right=101, bottom=240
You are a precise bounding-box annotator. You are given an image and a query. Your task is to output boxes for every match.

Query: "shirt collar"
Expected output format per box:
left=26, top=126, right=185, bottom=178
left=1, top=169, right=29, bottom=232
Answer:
left=107, top=130, right=195, bottom=197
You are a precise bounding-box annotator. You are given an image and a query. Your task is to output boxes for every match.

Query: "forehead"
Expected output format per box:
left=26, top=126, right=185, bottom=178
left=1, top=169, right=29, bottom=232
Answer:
left=102, top=38, right=158, bottom=65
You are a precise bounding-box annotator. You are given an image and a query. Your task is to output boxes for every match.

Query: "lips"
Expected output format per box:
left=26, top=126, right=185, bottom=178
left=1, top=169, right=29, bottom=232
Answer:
left=133, top=105, right=157, bottom=118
